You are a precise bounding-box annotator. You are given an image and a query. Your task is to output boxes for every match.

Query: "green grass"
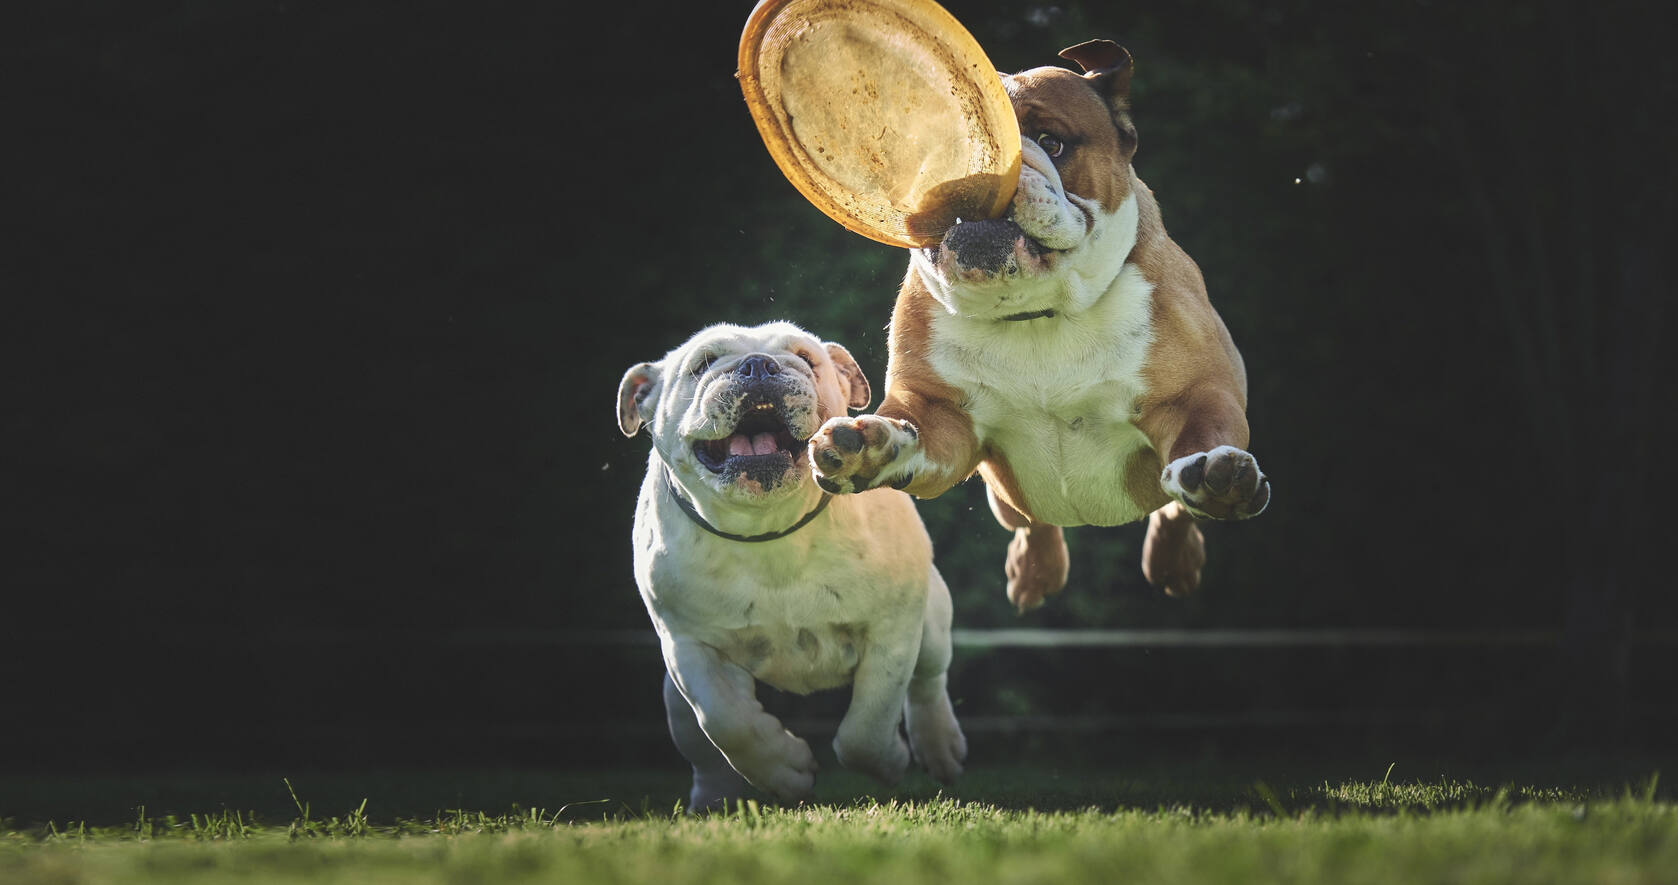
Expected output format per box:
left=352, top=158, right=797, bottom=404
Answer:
left=3, top=762, right=1673, bottom=884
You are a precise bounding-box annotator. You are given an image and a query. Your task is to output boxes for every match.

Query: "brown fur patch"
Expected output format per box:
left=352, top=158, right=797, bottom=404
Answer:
left=1009, top=69, right=1132, bottom=212
left=975, top=448, right=1038, bottom=525
left=1127, top=179, right=1250, bottom=466
left=876, top=278, right=984, bottom=498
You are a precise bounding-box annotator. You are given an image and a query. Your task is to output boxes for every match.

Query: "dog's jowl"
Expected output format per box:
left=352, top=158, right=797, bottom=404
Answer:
left=809, top=40, right=1271, bottom=610
left=617, top=321, right=966, bottom=809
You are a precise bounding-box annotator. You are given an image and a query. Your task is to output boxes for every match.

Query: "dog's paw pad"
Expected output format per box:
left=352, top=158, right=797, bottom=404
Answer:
left=1160, top=445, right=1269, bottom=520
left=827, top=423, right=865, bottom=455
left=808, top=416, right=915, bottom=494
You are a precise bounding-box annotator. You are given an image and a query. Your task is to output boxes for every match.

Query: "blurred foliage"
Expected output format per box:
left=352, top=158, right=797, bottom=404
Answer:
left=8, top=0, right=1670, bottom=760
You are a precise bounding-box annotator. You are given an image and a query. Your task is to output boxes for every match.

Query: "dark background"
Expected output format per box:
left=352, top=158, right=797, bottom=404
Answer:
left=6, top=0, right=1673, bottom=775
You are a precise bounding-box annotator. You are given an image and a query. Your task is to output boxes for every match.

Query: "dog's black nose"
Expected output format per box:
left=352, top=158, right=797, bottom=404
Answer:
left=942, top=218, right=1043, bottom=272
left=736, top=354, right=781, bottom=380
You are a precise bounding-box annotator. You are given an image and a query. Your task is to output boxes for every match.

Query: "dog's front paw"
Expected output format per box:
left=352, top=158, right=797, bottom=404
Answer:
left=1160, top=445, right=1271, bottom=520
left=906, top=695, right=967, bottom=784
left=808, top=415, right=918, bottom=494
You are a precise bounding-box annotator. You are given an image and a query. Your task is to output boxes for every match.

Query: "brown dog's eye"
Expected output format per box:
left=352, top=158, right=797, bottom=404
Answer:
left=1036, top=132, right=1065, bottom=158
left=690, top=354, right=716, bottom=376
left=796, top=351, right=817, bottom=368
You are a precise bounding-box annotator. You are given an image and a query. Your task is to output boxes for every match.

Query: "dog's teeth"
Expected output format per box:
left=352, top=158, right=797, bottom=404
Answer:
left=754, top=402, right=773, bottom=411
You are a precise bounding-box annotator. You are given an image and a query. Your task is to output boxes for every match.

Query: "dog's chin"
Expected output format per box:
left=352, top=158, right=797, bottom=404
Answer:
left=922, top=218, right=1055, bottom=287
left=692, top=451, right=807, bottom=498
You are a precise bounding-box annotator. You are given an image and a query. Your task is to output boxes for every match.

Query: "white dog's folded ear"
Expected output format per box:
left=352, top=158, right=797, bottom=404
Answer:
left=824, top=342, right=872, bottom=411
left=617, top=361, right=659, bottom=437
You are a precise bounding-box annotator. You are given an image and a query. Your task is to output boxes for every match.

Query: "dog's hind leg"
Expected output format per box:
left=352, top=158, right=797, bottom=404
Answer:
left=987, top=484, right=1069, bottom=612
left=905, top=567, right=966, bottom=783
left=1141, top=500, right=1206, bottom=597
left=663, top=671, right=751, bottom=812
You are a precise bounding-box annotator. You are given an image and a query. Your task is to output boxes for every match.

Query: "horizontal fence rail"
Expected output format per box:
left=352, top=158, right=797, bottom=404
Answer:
left=263, top=627, right=1675, bottom=649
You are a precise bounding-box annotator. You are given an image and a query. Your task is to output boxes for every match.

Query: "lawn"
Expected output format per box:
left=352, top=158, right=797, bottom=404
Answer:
left=3, top=760, right=1673, bottom=884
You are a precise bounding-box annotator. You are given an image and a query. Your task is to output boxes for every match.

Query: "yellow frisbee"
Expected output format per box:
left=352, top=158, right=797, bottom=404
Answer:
left=738, top=0, right=1021, bottom=248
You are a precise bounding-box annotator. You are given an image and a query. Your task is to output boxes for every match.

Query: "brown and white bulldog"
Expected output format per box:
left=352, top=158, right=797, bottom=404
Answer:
left=809, top=40, right=1269, bottom=610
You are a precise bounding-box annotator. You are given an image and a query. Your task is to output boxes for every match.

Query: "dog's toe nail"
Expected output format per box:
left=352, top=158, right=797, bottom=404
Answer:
left=831, top=425, right=864, bottom=454
left=816, top=476, right=842, bottom=494
left=890, top=472, right=913, bottom=490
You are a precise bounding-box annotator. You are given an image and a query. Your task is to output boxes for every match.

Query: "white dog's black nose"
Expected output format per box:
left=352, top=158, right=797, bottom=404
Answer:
left=736, top=354, right=781, bottom=381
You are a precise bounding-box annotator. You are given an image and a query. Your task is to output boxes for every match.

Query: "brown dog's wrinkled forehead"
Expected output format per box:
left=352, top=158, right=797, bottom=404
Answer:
left=1005, top=68, right=1114, bottom=119
left=1003, top=49, right=1138, bottom=161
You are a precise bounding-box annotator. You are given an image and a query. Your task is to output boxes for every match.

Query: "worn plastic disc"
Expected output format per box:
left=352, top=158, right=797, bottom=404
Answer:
left=738, top=0, right=1021, bottom=248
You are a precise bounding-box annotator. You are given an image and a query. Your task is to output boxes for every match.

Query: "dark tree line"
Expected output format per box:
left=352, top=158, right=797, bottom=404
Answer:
left=5, top=0, right=1669, bottom=765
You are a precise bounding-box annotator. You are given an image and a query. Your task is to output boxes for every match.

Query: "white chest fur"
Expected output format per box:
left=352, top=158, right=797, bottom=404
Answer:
left=927, top=259, right=1158, bottom=527
left=633, top=472, right=932, bottom=695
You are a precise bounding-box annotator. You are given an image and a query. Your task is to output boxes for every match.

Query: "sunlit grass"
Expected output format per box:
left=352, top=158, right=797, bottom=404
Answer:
left=2, top=765, right=1672, bottom=884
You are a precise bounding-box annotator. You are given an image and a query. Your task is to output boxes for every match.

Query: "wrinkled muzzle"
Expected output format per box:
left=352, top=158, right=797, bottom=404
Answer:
left=1008, top=133, right=1090, bottom=250
left=686, top=355, right=817, bottom=493
left=927, top=135, right=1090, bottom=278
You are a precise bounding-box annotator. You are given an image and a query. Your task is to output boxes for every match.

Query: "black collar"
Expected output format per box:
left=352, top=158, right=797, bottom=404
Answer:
left=999, top=308, right=1058, bottom=322
left=662, top=468, right=832, bottom=543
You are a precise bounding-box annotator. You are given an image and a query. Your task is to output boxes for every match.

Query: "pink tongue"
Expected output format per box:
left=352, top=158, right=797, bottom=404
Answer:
left=725, top=433, right=783, bottom=457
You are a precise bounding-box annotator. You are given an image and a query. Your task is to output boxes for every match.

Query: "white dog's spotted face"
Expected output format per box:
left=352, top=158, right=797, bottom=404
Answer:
left=618, top=322, right=871, bottom=501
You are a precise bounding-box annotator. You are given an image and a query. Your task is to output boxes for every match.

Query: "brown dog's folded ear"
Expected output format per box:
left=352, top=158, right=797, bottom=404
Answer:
left=1058, top=40, right=1137, bottom=154
left=824, top=342, right=872, bottom=411
left=1058, top=40, right=1133, bottom=86
left=617, top=362, right=659, bottom=437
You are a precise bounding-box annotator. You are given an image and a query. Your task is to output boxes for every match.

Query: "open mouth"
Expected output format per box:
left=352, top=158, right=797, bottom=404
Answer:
left=692, top=399, right=805, bottom=475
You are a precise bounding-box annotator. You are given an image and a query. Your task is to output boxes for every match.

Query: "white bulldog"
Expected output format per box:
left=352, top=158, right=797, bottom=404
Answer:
left=616, top=321, right=966, bottom=809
